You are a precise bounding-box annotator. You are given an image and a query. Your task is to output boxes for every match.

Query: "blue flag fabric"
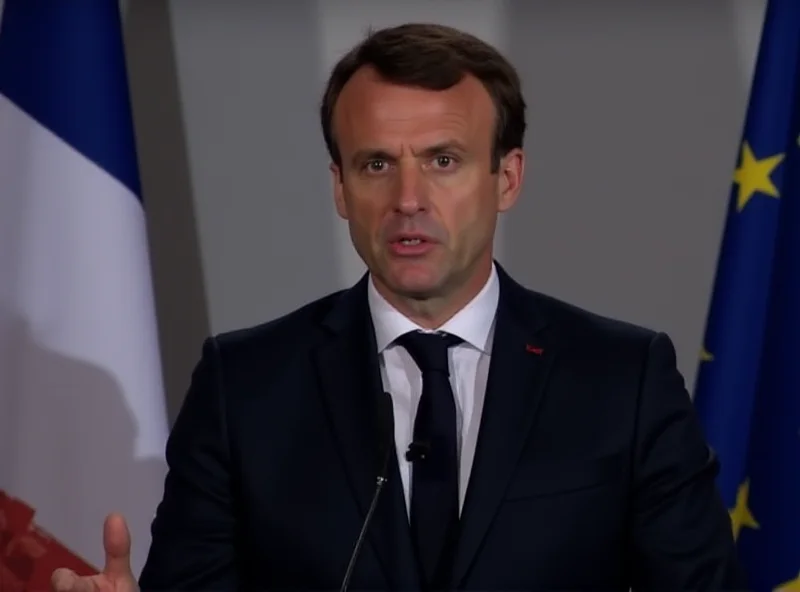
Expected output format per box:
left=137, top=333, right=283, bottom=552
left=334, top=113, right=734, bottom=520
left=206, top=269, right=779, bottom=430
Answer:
left=693, top=0, right=800, bottom=589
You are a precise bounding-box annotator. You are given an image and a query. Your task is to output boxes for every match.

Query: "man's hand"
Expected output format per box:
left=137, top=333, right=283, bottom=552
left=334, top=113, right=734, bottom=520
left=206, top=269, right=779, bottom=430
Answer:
left=51, top=513, right=138, bottom=592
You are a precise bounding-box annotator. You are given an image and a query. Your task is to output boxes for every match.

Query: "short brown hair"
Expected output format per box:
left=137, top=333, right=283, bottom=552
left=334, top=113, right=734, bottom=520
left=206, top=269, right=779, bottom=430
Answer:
left=320, top=23, right=526, bottom=173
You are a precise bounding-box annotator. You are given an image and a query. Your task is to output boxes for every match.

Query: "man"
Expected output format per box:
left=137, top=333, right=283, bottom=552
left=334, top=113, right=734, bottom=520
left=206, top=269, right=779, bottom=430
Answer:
left=51, top=23, right=746, bottom=591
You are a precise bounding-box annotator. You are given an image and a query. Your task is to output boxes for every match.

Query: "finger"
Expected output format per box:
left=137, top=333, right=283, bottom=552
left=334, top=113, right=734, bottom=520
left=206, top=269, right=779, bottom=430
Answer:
left=51, top=567, right=78, bottom=592
left=102, top=513, right=132, bottom=577
left=51, top=568, right=97, bottom=592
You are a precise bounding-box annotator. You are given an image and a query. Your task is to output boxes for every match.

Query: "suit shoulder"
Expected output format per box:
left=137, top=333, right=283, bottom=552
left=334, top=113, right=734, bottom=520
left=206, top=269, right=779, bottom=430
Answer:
left=525, top=288, right=662, bottom=350
left=521, top=288, right=682, bottom=393
left=209, top=288, right=345, bottom=357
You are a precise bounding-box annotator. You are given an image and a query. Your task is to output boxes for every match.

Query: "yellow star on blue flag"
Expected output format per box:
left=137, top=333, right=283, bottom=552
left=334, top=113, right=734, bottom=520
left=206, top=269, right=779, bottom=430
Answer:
left=733, top=141, right=784, bottom=211
left=692, top=1, right=800, bottom=590
left=776, top=573, right=800, bottom=592
left=729, top=479, right=759, bottom=541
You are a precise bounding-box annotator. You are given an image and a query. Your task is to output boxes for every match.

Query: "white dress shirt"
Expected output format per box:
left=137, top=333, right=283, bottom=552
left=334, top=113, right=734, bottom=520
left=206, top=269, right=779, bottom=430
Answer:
left=367, top=264, right=499, bottom=516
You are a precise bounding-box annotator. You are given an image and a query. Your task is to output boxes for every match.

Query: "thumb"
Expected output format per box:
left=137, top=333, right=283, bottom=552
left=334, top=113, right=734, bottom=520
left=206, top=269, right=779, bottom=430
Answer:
left=102, top=513, right=133, bottom=578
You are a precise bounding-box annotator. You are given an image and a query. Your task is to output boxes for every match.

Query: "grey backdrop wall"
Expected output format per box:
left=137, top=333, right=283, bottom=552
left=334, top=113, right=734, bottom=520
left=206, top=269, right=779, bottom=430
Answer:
left=122, top=0, right=768, bottom=423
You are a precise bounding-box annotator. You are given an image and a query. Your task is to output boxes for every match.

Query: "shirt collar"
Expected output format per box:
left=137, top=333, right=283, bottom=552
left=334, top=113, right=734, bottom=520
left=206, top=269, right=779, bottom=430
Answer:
left=367, top=263, right=499, bottom=354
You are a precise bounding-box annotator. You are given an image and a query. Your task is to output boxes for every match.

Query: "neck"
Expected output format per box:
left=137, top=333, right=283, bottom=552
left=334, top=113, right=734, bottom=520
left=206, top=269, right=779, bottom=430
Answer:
left=373, top=259, right=493, bottom=329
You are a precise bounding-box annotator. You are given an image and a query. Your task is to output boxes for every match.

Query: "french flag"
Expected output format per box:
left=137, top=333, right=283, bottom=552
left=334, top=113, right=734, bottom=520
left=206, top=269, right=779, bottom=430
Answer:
left=0, top=0, right=168, bottom=577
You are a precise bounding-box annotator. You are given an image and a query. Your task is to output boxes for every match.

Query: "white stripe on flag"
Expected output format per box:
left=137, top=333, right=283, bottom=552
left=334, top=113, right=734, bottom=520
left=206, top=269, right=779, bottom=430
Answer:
left=0, top=92, right=168, bottom=575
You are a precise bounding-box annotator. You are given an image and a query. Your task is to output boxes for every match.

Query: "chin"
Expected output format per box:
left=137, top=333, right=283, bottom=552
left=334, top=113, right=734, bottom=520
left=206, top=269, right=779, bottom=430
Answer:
left=390, top=274, right=445, bottom=300
left=374, top=257, right=447, bottom=296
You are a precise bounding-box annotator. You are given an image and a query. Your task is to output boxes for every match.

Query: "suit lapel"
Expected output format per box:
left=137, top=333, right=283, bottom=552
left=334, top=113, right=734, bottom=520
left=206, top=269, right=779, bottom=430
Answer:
left=313, top=276, right=420, bottom=590
left=451, top=267, right=559, bottom=587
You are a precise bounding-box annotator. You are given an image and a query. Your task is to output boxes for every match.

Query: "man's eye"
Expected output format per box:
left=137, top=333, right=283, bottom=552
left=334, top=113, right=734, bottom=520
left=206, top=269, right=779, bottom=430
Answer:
left=434, top=155, right=456, bottom=168
left=366, top=160, right=387, bottom=172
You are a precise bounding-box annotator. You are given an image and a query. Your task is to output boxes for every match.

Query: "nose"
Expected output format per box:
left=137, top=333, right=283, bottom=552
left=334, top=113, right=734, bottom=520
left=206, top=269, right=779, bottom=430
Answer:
left=392, top=161, right=427, bottom=215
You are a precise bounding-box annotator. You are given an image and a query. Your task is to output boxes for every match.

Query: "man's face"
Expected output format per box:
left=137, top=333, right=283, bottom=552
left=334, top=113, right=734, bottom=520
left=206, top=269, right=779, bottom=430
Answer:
left=330, top=66, right=523, bottom=306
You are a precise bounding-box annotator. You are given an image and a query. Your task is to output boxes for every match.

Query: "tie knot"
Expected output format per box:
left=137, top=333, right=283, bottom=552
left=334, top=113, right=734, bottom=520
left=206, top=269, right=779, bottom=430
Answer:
left=396, top=330, right=462, bottom=374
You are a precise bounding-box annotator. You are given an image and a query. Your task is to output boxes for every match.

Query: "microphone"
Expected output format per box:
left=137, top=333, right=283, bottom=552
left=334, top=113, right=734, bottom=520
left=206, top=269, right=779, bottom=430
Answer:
left=405, top=440, right=430, bottom=462
left=339, top=391, right=395, bottom=592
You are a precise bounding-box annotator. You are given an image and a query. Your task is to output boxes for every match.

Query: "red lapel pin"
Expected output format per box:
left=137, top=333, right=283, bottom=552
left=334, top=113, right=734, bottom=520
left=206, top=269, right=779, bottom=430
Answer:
left=525, top=344, right=544, bottom=355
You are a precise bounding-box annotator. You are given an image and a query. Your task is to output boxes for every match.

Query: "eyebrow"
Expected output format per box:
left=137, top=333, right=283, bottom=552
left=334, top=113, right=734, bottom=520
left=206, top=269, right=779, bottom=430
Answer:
left=349, top=140, right=469, bottom=168
left=415, top=141, right=469, bottom=157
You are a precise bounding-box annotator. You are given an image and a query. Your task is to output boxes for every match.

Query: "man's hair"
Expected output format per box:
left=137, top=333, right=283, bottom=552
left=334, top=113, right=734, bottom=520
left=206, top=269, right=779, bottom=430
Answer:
left=320, top=23, right=526, bottom=173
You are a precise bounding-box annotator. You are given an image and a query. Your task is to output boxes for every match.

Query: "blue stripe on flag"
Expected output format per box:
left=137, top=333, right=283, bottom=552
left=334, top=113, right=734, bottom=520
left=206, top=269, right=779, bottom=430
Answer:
left=0, top=0, right=141, bottom=199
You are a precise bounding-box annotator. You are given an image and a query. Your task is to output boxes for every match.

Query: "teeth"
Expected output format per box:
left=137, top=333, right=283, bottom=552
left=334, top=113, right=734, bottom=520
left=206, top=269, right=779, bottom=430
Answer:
left=401, top=239, right=421, bottom=245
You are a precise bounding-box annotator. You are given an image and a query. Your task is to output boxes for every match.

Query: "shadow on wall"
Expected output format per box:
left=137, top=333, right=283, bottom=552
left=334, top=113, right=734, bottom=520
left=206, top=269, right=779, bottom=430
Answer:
left=122, top=1, right=211, bottom=425
left=500, top=0, right=747, bottom=391
left=0, top=309, right=166, bottom=577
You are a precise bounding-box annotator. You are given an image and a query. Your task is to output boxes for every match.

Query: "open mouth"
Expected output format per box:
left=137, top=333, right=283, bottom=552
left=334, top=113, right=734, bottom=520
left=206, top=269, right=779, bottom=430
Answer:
left=389, top=236, right=435, bottom=256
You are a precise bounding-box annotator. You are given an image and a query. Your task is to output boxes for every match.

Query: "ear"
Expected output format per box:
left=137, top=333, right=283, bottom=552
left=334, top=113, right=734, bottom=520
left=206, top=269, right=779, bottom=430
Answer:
left=330, top=163, right=348, bottom=219
left=496, top=148, right=524, bottom=213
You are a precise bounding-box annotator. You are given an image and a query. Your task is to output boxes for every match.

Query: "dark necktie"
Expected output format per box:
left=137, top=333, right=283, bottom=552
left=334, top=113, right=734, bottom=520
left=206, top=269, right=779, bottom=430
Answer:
left=396, top=330, right=463, bottom=590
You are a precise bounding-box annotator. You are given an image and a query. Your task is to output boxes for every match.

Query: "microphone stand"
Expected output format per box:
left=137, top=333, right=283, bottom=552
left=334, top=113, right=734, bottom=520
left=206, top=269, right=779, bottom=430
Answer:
left=339, top=392, right=395, bottom=592
left=339, top=472, right=389, bottom=592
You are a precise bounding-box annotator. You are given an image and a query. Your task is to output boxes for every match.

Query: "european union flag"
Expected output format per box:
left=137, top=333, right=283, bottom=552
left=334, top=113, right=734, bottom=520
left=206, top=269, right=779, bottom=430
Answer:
left=693, top=0, right=800, bottom=589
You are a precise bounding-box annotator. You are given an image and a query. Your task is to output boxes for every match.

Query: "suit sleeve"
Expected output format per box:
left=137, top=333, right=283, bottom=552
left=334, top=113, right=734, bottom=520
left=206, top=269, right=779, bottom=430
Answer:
left=629, top=332, right=748, bottom=591
left=138, top=337, right=240, bottom=590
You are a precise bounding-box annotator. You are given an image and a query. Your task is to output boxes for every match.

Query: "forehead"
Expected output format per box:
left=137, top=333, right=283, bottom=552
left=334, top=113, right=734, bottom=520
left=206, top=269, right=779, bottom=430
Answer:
left=333, top=66, right=495, bottom=151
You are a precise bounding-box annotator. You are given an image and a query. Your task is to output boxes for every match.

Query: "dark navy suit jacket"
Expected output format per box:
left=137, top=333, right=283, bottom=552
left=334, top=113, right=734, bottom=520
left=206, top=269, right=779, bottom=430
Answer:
left=138, top=264, right=746, bottom=590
